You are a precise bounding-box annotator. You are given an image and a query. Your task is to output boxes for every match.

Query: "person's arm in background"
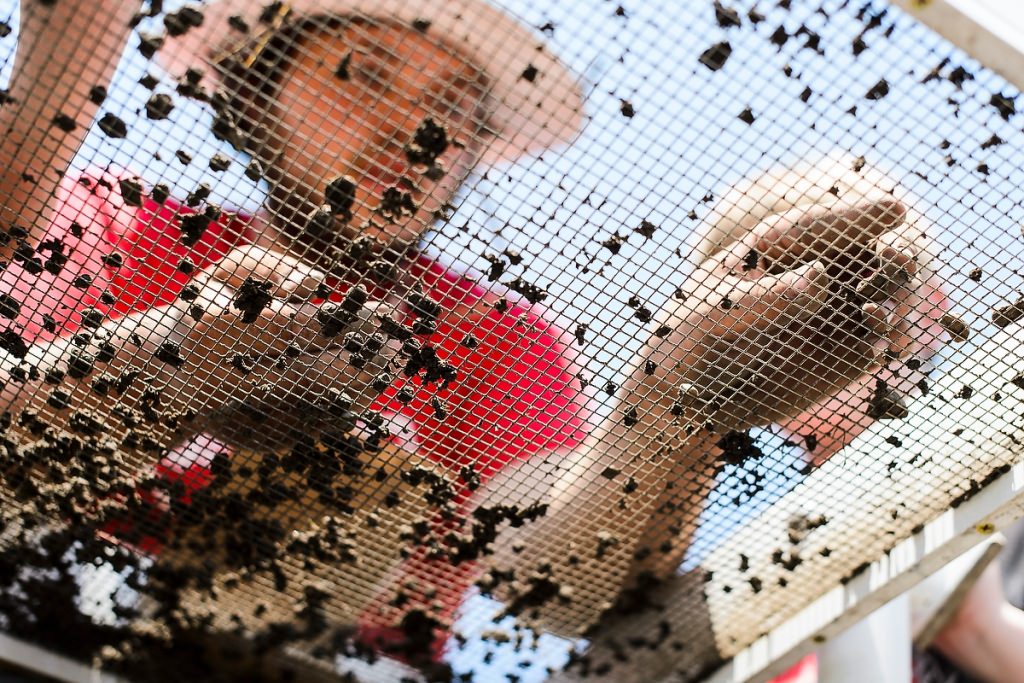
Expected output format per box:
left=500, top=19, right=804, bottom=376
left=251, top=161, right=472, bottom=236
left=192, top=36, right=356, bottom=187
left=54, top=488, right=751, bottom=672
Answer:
left=492, top=156, right=943, bottom=636
left=0, top=0, right=141, bottom=257
left=931, top=561, right=1024, bottom=683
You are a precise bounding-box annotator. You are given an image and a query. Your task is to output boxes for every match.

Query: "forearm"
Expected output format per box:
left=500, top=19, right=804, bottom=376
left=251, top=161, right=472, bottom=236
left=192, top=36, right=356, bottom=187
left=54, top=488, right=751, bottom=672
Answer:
left=932, top=564, right=1024, bottom=683
left=0, top=0, right=141, bottom=251
left=0, top=307, right=197, bottom=458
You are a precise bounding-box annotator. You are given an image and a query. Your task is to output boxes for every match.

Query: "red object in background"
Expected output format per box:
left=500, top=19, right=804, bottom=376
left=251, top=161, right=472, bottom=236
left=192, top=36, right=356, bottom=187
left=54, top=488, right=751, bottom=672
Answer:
left=771, top=655, right=818, bottom=683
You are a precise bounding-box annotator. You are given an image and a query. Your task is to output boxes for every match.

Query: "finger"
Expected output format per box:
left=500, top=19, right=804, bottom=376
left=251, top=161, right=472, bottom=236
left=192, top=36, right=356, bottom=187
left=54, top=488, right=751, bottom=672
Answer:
left=690, top=261, right=829, bottom=340
left=721, top=198, right=907, bottom=273
left=186, top=295, right=302, bottom=360
left=267, top=345, right=394, bottom=414
left=211, top=246, right=325, bottom=299
left=290, top=300, right=390, bottom=351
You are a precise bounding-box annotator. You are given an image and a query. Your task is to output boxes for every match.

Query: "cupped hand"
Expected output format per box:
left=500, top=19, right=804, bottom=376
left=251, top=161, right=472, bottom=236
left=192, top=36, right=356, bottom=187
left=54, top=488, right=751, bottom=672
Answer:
left=150, top=244, right=396, bottom=444
left=648, top=195, right=925, bottom=433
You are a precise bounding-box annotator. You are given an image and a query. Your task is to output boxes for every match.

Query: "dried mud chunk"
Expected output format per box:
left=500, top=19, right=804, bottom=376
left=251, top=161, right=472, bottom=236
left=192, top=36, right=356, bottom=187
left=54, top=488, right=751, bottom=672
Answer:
left=737, top=107, right=755, bottom=124
left=404, top=118, right=448, bottom=166
left=51, top=113, right=77, bottom=132
left=990, top=92, right=1016, bottom=120
left=939, top=312, right=970, bottom=342
left=619, top=99, right=635, bottom=118
left=137, top=32, right=164, bottom=59
left=163, top=5, right=204, bottom=36
left=88, top=85, right=107, bottom=104
left=0, top=329, right=27, bottom=358
left=208, top=154, right=231, bottom=172
left=520, top=63, right=539, bottom=82
left=992, top=298, right=1024, bottom=329
left=865, top=78, right=890, bottom=100
left=324, top=175, right=357, bottom=218
left=97, top=113, right=128, bottom=139
left=716, top=430, right=763, bottom=466
left=714, top=1, right=742, bottom=27
left=155, top=341, right=183, bottom=367
left=0, top=294, right=20, bottom=319
left=144, top=93, right=174, bottom=120
left=118, top=177, right=144, bottom=207
left=233, top=278, right=274, bottom=324
left=867, top=380, right=909, bottom=420
left=699, top=41, right=732, bottom=71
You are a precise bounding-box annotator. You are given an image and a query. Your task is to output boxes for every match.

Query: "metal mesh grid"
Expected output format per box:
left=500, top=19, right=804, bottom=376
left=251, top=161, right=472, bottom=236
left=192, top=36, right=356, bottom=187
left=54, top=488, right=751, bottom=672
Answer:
left=0, top=0, right=1023, bottom=681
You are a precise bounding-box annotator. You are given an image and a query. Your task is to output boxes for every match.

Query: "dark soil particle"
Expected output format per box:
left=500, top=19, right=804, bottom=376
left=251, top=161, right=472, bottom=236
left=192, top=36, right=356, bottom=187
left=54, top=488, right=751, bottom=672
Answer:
left=738, top=107, right=755, bottom=124
left=507, top=277, right=547, bottom=304
left=97, top=113, right=128, bottom=139
left=601, top=232, right=627, bottom=255
left=939, top=312, right=970, bottom=342
left=0, top=294, right=20, bottom=319
left=377, top=187, right=416, bottom=220
left=138, top=72, right=159, bottom=90
left=144, top=93, right=174, bottom=120
left=228, top=14, right=249, bottom=32
left=635, top=220, right=657, bottom=239
left=324, top=175, right=357, bottom=219
left=865, top=78, right=890, bottom=100
left=405, top=118, right=449, bottom=166
left=619, top=100, right=635, bottom=118
left=981, top=134, right=1004, bottom=150
left=118, top=177, right=144, bottom=207
left=155, top=341, right=183, bottom=367
left=990, top=92, right=1016, bottom=120
left=163, top=5, right=204, bottom=36
left=179, top=205, right=220, bottom=246
left=52, top=113, right=77, bottom=132
left=992, top=297, right=1024, bottom=328
left=151, top=183, right=170, bottom=204
left=714, top=1, right=742, bottom=28
left=715, top=430, right=763, bottom=466
left=47, top=389, right=71, bottom=410
left=699, top=41, right=732, bottom=71
left=233, top=278, right=274, bottom=324
left=867, top=379, right=909, bottom=420
left=137, top=32, right=164, bottom=59
left=769, top=26, right=788, bottom=48
left=88, top=85, right=107, bottom=104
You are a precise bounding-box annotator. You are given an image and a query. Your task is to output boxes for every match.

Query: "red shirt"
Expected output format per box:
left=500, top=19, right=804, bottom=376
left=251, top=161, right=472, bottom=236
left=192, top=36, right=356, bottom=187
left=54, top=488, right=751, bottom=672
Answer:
left=3, top=170, right=587, bottom=471
left=2, top=171, right=589, bottom=657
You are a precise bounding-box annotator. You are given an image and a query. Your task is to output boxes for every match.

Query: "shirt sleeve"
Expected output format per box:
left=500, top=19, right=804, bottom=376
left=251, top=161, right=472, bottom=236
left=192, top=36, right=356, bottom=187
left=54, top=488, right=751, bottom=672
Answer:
left=0, top=173, right=118, bottom=342
left=0, top=170, right=256, bottom=345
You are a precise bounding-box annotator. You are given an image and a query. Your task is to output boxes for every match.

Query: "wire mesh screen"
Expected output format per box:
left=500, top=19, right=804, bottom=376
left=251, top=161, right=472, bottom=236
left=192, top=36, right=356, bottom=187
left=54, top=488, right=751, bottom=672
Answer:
left=0, top=0, right=1022, bottom=681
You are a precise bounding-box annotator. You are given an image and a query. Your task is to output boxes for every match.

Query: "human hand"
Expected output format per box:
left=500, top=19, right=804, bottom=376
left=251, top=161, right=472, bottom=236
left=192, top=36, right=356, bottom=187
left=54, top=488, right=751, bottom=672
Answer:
left=648, top=193, right=924, bottom=433
left=151, top=244, right=395, bottom=445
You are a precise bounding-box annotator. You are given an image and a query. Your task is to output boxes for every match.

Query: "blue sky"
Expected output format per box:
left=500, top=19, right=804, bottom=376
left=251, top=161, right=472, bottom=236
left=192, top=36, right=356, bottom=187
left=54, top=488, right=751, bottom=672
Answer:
left=2, top=0, right=1024, bottom=679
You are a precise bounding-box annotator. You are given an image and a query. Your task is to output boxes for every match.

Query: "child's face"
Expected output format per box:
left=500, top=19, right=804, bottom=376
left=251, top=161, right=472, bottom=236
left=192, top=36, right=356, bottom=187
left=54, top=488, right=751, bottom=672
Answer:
left=262, top=20, right=491, bottom=253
